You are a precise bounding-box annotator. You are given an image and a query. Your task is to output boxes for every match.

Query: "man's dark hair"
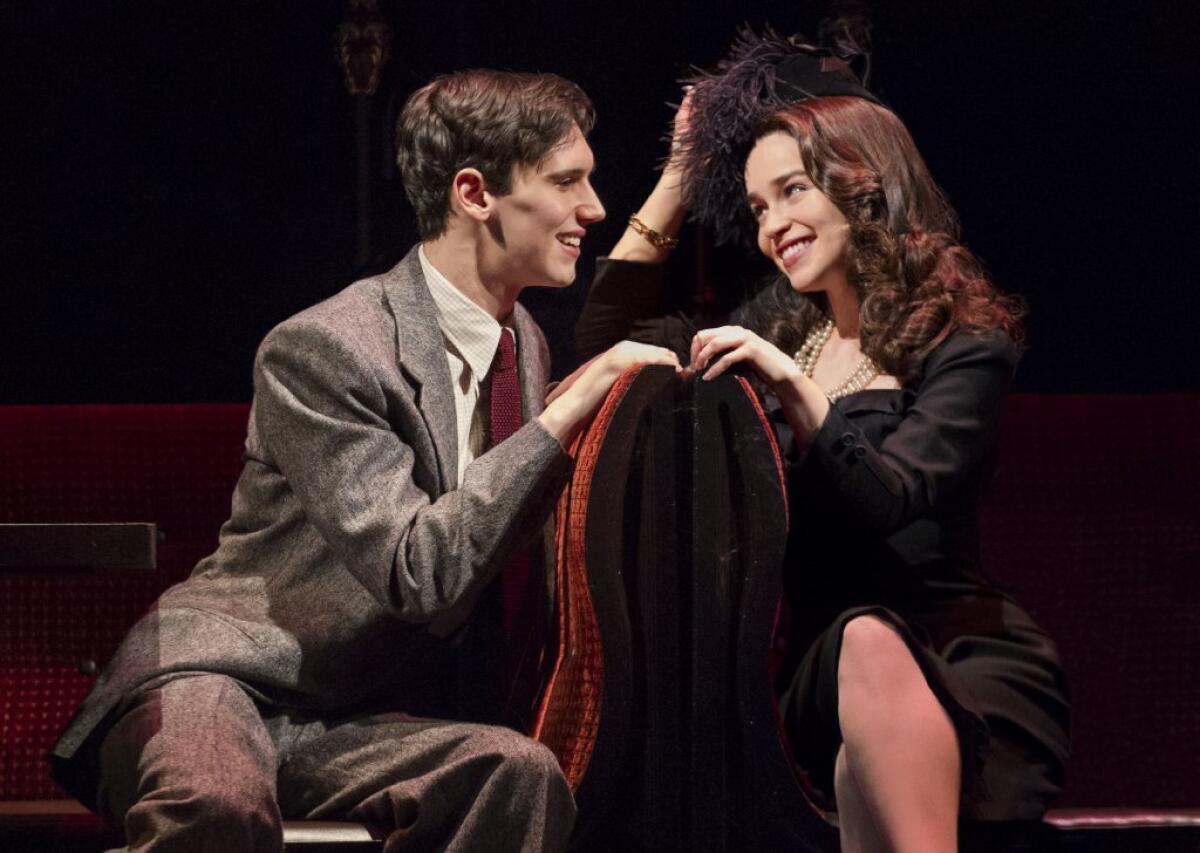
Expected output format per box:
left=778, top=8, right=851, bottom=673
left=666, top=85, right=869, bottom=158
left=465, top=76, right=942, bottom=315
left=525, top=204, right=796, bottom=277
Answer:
left=395, top=69, right=596, bottom=239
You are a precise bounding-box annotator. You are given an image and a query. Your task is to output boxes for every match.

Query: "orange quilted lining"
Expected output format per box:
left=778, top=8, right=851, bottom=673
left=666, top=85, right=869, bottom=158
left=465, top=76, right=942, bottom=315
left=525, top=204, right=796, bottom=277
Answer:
left=531, top=366, right=644, bottom=790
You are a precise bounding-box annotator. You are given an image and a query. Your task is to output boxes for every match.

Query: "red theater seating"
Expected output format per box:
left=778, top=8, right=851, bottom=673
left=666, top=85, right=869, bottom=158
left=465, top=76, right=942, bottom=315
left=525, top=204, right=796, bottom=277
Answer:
left=0, top=404, right=250, bottom=803
left=981, top=395, right=1200, bottom=811
left=1, top=397, right=1197, bottom=850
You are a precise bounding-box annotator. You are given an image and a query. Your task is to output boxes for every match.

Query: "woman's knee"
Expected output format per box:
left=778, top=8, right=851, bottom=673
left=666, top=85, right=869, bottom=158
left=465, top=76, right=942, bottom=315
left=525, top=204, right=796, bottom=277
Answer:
left=838, top=614, right=914, bottom=691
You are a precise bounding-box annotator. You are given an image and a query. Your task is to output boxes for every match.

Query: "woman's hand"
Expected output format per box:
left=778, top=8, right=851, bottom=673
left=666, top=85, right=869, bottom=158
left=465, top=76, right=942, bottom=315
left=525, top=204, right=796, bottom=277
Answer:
left=690, top=326, right=798, bottom=386
left=540, top=341, right=681, bottom=443
left=690, top=326, right=831, bottom=442
left=607, top=88, right=695, bottom=264
left=663, top=86, right=695, bottom=179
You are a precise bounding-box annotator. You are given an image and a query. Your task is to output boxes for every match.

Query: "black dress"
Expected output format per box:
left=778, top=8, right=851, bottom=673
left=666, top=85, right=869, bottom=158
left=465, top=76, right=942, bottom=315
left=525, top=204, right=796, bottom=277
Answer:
left=578, top=257, right=1071, bottom=821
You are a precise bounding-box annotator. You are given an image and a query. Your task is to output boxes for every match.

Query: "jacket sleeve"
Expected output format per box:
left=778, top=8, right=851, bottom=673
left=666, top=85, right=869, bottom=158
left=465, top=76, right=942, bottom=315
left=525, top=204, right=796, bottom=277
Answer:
left=575, top=257, right=697, bottom=359
left=801, top=331, right=1017, bottom=535
left=251, top=317, right=571, bottom=624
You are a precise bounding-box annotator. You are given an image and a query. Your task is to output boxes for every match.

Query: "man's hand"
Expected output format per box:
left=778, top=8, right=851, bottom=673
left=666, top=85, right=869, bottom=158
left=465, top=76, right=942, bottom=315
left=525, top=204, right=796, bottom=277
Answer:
left=539, top=341, right=681, bottom=444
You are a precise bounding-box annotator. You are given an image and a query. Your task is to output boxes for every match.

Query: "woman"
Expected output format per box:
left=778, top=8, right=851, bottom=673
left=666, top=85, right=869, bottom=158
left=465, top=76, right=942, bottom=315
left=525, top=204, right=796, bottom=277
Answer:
left=579, top=48, right=1070, bottom=853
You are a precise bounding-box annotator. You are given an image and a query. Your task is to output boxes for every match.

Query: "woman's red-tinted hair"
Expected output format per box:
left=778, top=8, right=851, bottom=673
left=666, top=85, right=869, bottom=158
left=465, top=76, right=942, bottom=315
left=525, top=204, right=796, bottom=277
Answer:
left=742, top=96, right=1025, bottom=377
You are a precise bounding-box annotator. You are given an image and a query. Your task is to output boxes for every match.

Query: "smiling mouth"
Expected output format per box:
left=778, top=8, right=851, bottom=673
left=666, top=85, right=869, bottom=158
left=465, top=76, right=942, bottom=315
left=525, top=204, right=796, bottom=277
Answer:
left=778, top=236, right=814, bottom=268
left=556, top=234, right=581, bottom=249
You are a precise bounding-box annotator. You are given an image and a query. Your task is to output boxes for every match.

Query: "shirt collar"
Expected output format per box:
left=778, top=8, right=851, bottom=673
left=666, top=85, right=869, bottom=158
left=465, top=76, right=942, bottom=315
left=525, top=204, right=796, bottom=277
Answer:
left=418, top=244, right=508, bottom=379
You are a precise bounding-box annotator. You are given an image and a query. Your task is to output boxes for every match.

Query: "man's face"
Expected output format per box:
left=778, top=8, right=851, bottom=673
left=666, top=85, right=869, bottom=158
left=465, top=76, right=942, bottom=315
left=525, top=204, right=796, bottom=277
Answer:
left=488, top=124, right=605, bottom=288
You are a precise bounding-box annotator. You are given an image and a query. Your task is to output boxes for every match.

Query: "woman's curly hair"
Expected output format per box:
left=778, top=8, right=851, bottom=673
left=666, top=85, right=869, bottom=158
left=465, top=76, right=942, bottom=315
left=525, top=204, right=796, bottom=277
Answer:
left=736, top=96, right=1025, bottom=379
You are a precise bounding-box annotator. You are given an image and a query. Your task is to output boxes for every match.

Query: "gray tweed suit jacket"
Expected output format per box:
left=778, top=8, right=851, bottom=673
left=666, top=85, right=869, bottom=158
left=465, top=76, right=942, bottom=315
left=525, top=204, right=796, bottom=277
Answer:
left=50, top=246, right=572, bottom=801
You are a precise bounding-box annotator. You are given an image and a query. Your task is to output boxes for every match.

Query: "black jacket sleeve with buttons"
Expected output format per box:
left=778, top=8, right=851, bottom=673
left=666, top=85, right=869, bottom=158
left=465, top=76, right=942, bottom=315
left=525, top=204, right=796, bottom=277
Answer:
left=801, top=330, right=1018, bottom=538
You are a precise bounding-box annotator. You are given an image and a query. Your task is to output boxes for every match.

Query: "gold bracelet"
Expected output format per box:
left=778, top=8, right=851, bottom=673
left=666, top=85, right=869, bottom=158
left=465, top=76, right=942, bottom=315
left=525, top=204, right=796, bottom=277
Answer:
left=627, top=214, right=679, bottom=250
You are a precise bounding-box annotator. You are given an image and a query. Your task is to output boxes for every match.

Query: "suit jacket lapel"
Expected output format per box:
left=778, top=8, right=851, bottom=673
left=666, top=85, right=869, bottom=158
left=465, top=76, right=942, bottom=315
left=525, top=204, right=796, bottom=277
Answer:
left=380, top=250, right=551, bottom=492
left=381, top=247, right=459, bottom=491
left=512, top=304, right=548, bottom=423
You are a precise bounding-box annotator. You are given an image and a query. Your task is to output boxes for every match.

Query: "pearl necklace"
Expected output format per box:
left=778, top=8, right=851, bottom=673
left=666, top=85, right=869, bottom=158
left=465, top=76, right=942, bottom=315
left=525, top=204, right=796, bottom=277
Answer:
left=792, top=318, right=880, bottom=402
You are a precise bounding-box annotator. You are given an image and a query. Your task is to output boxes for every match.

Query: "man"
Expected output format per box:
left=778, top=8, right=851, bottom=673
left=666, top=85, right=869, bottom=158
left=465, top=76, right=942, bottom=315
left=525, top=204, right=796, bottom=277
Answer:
left=49, top=69, right=678, bottom=852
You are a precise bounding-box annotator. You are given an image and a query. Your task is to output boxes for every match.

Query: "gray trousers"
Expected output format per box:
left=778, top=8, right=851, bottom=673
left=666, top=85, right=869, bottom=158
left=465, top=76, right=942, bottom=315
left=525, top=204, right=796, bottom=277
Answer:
left=95, top=674, right=575, bottom=852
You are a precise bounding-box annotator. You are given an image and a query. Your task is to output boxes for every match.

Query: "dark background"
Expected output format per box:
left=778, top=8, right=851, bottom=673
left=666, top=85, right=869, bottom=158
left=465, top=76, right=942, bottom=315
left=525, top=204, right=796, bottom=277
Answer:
left=6, top=0, right=1199, bottom=403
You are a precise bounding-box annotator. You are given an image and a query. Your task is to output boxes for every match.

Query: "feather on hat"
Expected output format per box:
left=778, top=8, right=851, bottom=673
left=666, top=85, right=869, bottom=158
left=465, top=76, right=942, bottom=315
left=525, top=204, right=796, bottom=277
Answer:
left=675, top=25, right=881, bottom=245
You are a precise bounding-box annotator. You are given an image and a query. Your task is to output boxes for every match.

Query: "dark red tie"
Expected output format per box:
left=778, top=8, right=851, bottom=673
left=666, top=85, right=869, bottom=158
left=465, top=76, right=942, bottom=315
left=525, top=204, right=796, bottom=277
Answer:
left=489, top=328, right=522, bottom=445
left=458, top=327, right=544, bottom=727
left=487, top=328, right=531, bottom=634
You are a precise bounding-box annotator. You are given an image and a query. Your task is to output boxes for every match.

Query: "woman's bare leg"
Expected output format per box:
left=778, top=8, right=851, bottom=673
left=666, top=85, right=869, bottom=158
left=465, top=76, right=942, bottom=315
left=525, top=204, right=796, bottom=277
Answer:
left=833, top=743, right=886, bottom=853
left=835, top=615, right=961, bottom=853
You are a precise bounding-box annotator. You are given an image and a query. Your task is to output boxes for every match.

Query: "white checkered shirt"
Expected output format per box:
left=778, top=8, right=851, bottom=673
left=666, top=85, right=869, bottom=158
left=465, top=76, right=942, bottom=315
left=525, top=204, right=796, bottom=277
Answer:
left=418, top=245, right=515, bottom=486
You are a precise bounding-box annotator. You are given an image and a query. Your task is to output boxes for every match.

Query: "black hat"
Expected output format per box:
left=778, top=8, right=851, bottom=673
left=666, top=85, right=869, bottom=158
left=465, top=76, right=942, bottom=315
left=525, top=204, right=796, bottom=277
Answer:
left=677, top=25, right=882, bottom=245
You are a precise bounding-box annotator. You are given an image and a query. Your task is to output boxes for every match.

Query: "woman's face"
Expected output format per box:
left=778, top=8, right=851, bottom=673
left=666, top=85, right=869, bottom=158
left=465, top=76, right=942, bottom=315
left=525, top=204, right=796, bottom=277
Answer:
left=745, top=131, right=851, bottom=295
